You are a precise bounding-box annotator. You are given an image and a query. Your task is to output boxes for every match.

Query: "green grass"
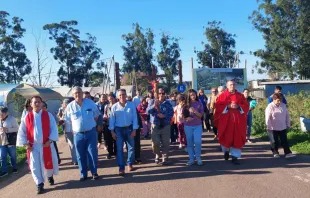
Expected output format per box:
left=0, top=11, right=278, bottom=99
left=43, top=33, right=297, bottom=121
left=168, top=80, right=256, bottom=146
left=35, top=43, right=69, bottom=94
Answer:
left=253, top=130, right=310, bottom=155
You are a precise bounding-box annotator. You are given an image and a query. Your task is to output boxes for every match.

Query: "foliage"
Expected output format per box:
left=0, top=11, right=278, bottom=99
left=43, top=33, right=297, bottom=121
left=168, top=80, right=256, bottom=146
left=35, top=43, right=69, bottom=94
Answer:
left=0, top=11, right=32, bottom=83
left=121, top=23, right=155, bottom=75
left=194, top=21, right=238, bottom=68
left=252, top=93, right=310, bottom=154
left=157, top=33, right=181, bottom=93
left=43, top=21, right=103, bottom=87
left=12, top=93, right=26, bottom=114
left=121, top=72, right=150, bottom=94
left=250, top=0, right=310, bottom=80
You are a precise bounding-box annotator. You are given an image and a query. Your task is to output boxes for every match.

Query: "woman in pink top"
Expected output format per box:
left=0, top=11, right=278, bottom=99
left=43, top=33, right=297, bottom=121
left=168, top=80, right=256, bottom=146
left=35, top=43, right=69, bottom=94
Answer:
left=176, top=94, right=187, bottom=150
left=265, top=93, right=295, bottom=159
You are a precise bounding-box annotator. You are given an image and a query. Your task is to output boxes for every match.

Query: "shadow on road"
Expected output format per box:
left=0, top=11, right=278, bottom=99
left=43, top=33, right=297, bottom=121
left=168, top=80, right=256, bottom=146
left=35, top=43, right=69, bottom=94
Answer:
left=47, top=133, right=310, bottom=192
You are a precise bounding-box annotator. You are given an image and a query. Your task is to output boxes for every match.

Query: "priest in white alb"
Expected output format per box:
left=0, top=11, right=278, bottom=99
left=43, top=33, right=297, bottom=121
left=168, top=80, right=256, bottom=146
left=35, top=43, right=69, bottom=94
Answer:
left=17, top=96, right=59, bottom=194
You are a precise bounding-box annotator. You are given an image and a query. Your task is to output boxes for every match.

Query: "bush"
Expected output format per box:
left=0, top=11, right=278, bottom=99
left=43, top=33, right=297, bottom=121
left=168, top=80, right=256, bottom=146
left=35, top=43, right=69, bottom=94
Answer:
left=252, top=93, right=310, bottom=154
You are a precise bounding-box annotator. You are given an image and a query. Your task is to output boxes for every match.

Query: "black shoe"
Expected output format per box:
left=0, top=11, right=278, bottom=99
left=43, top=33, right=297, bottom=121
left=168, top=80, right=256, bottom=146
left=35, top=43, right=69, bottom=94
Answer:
left=135, top=159, right=142, bottom=164
left=232, top=157, right=240, bottom=165
left=12, top=169, right=18, bottom=174
left=73, top=162, right=78, bottom=166
left=37, top=183, right=44, bottom=194
left=106, top=154, right=112, bottom=159
left=48, top=176, right=55, bottom=185
left=224, top=151, right=229, bottom=161
left=58, top=159, right=61, bottom=165
left=0, top=172, right=8, bottom=178
left=80, top=176, right=87, bottom=182
left=92, top=173, right=99, bottom=180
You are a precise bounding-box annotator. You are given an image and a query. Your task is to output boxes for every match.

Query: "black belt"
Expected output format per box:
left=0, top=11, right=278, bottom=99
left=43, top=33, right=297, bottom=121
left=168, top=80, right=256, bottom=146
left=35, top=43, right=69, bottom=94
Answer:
left=115, top=125, right=132, bottom=129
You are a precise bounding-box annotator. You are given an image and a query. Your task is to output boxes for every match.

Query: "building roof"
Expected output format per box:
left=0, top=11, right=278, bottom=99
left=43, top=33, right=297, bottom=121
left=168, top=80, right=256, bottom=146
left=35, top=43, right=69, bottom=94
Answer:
left=259, top=80, right=310, bottom=85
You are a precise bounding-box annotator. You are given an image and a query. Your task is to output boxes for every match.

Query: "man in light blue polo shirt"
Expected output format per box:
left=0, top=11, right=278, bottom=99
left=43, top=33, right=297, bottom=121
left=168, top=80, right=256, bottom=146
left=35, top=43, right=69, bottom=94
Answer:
left=109, top=88, right=139, bottom=176
left=65, top=86, right=100, bottom=181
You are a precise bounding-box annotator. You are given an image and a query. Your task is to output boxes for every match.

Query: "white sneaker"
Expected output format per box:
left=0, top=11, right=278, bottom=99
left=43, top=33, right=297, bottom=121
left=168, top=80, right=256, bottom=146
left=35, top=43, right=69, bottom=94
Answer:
left=285, top=153, right=296, bottom=159
left=179, top=144, right=183, bottom=149
left=273, top=154, right=280, bottom=158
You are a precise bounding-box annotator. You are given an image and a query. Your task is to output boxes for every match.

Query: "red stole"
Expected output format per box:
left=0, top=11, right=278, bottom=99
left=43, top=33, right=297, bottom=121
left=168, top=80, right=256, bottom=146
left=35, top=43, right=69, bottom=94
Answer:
left=26, top=110, right=53, bottom=169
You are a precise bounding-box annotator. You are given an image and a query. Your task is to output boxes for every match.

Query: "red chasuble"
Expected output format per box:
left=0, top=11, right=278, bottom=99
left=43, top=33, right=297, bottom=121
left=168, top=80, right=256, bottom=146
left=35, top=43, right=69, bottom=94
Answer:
left=214, top=89, right=249, bottom=149
left=25, top=111, right=53, bottom=169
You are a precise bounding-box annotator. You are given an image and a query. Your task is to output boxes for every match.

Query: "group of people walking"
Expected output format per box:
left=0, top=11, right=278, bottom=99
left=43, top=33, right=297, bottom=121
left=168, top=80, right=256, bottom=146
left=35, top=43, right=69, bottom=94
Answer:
left=0, top=81, right=296, bottom=195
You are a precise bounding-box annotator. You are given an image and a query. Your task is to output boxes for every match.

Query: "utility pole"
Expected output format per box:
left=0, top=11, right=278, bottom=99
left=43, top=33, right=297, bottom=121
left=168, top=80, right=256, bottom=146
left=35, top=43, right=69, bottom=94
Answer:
left=115, top=62, right=120, bottom=90
left=178, top=60, right=183, bottom=84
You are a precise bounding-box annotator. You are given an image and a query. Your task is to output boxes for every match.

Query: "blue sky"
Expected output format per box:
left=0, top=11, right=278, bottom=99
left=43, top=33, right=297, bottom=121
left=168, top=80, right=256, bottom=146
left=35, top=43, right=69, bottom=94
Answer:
left=2, top=0, right=267, bottom=86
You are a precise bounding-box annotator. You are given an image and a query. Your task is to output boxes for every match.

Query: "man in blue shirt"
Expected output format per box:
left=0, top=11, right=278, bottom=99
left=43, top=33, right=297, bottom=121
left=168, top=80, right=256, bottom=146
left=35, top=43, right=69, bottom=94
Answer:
left=65, top=87, right=100, bottom=181
left=148, top=88, right=174, bottom=165
left=109, top=89, right=139, bottom=176
left=267, top=85, right=287, bottom=105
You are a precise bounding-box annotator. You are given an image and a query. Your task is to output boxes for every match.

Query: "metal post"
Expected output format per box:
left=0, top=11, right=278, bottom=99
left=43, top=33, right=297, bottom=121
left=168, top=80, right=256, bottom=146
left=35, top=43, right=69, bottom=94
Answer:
left=178, top=60, right=183, bottom=84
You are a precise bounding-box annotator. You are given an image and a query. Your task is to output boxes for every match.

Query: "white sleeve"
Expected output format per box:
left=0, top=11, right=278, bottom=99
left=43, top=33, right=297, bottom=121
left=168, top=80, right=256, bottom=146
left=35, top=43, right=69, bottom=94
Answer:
left=16, top=118, right=28, bottom=146
left=49, top=113, right=59, bottom=141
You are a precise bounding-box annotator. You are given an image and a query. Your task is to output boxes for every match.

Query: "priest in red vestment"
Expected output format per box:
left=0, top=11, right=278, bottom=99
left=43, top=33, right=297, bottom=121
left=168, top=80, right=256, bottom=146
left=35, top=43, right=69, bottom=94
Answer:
left=17, top=96, right=59, bottom=194
left=214, top=80, right=249, bottom=165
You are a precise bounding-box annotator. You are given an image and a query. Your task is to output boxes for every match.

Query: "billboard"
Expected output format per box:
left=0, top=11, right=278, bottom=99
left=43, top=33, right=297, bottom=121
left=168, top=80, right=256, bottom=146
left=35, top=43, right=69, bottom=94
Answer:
left=192, top=68, right=247, bottom=94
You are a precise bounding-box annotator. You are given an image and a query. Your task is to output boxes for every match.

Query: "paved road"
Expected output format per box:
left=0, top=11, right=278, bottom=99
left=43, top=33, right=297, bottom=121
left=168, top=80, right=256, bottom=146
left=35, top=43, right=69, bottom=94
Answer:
left=0, top=132, right=310, bottom=198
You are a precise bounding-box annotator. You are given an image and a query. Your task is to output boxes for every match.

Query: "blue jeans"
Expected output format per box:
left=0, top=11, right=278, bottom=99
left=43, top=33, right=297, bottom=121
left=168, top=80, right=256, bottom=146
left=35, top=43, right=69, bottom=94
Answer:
left=74, top=128, right=98, bottom=177
left=247, top=110, right=253, bottom=138
left=184, top=125, right=202, bottom=161
left=115, top=127, right=135, bottom=171
left=0, top=145, right=17, bottom=173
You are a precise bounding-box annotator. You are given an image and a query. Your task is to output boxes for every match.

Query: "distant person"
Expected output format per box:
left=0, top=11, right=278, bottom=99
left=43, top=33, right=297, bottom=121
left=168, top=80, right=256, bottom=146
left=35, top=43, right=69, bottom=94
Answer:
left=0, top=107, right=19, bottom=177
left=169, top=92, right=178, bottom=144
left=42, top=102, right=61, bottom=165
left=198, top=88, right=210, bottom=132
left=137, top=97, right=150, bottom=138
left=207, top=88, right=218, bottom=140
left=17, top=96, right=59, bottom=194
left=133, top=90, right=143, bottom=108
left=176, top=94, right=187, bottom=150
left=61, top=99, right=77, bottom=165
left=268, top=86, right=287, bottom=105
left=243, top=89, right=257, bottom=143
left=214, top=80, right=249, bottom=165
left=83, top=91, right=92, bottom=100
left=265, top=93, right=295, bottom=159
left=103, top=93, right=117, bottom=159
left=96, top=94, right=109, bottom=149
left=21, top=99, right=32, bottom=119
left=126, top=95, right=133, bottom=102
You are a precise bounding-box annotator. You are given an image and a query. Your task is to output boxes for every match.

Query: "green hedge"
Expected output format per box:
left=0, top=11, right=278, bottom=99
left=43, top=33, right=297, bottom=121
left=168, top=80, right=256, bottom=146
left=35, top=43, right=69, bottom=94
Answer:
left=252, top=92, right=310, bottom=154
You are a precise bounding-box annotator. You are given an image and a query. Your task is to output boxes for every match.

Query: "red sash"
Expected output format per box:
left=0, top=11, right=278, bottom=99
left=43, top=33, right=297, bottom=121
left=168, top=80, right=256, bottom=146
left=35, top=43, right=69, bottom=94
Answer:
left=26, top=111, right=53, bottom=170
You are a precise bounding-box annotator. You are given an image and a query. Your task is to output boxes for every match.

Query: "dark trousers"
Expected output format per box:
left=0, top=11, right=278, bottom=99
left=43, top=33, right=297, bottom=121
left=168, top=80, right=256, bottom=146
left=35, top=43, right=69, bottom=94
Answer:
left=205, top=110, right=211, bottom=131
left=53, top=141, right=61, bottom=164
left=98, top=130, right=104, bottom=144
left=271, top=129, right=292, bottom=155
left=213, top=127, right=218, bottom=136
left=170, top=123, right=178, bottom=143
left=104, top=126, right=117, bottom=156
left=135, top=128, right=141, bottom=159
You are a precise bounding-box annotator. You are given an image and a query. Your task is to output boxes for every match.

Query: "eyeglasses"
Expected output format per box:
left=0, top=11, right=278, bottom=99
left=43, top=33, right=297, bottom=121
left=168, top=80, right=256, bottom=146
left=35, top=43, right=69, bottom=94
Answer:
left=159, top=93, right=165, bottom=95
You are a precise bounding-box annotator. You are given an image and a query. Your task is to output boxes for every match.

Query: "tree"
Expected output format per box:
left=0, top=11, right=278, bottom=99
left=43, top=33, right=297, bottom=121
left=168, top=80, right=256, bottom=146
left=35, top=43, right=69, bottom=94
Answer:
left=80, top=33, right=102, bottom=87
left=121, top=23, right=155, bottom=75
left=250, top=0, right=310, bottom=80
left=195, top=21, right=237, bottom=68
left=157, top=33, right=181, bottom=92
left=0, top=11, right=31, bottom=83
left=26, top=32, right=54, bottom=87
